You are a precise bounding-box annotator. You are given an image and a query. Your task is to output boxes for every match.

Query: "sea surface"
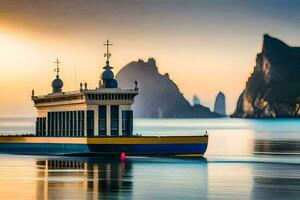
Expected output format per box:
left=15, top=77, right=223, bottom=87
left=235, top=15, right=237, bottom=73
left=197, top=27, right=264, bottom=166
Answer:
left=0, top=118, right=299, bottom=200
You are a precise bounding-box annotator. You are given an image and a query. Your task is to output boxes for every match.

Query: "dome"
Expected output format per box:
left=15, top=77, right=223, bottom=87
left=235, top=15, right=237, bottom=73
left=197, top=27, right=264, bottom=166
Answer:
left=101, top=69, right=118, bottom=88
left=101, top=69, right=114, bottom=80
left=52, top=76, right=63, bottom=93
left=103, top=79, right=118, bottom=88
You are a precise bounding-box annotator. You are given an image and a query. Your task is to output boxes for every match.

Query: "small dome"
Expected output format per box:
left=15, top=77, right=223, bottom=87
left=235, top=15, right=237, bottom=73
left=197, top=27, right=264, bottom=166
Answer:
left=52, top=77, right=63, bottom=93
left=101, top=69, right=114, bottom=80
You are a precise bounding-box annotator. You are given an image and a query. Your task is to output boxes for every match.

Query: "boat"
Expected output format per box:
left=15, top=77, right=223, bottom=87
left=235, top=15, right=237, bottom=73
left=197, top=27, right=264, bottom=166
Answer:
left=0, top=40, right=208, bottom=157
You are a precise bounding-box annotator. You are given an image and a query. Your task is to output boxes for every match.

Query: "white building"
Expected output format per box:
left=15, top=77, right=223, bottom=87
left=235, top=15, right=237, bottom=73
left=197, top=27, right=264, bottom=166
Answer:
left=32, top=41, right=138, bottom=137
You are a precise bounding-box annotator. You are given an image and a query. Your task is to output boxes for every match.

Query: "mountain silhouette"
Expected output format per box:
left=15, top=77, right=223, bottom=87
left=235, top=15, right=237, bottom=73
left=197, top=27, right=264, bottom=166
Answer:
left=116, top=58, right=221, bottom=118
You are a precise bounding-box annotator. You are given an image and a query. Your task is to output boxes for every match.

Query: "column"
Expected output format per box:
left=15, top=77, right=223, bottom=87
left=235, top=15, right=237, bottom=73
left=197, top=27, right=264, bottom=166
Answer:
left=64, top=112, right=67, bottom=137
left=53, top=112, right=56, bottom=137
left=61, top=112, right=64, bottom=136
left=57, top=112, right=60, bottom=137
left=66, top=111, right=70, bottom=136
left=94, top=107, right=99, bottom=136
left=84, top=110, right=87, bottom=137
left=45, top=113, right=49, bottom=136
left=78, top=111, right=81, bottom=136
left=50, top=112, right=53, bottom=137
left=75, top=111, right=78, bottom=137
left=46, top=114, right=49, bottom=136
left=72, top=111, right=75, bottom=137
left=118, top=106, right=122, bottom=136
left=106, top=105, right=111, bottom=136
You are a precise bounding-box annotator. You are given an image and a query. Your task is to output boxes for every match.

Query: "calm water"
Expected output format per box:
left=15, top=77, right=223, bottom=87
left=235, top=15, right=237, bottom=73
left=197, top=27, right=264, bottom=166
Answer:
left=0, top=118, right=299, bottom=200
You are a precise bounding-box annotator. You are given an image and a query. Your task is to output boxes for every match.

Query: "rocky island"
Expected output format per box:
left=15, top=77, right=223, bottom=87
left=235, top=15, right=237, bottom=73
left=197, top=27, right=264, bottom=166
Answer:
left=232, top=34, right=300, bottom=118
left=116, top=58, right=221, bottom=118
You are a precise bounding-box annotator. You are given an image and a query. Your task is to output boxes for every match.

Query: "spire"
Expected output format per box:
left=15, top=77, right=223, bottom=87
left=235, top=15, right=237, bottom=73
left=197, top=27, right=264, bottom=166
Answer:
left=52, top=58, right=63, bottom=93
left=103, top=40, right=113, bottom=69
left=54, top=58, right=61, bottom=78
left=100, top=40, right=118, bottom=88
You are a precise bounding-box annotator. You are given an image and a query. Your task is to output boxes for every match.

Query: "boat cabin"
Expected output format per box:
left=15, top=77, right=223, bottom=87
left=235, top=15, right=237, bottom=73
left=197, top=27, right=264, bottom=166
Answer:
left=31, top=40, right=138, bottom=137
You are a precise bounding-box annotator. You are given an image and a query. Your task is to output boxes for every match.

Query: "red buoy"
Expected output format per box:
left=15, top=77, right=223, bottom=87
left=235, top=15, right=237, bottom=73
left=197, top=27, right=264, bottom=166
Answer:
left=121, top=152, right=126, bottom=160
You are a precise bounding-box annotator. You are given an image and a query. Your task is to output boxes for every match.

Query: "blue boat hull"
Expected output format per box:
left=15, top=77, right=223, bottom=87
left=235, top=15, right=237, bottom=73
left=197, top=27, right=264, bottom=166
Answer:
left=0, top=143, right=207, bottom=156
left=0, top=136, right=208, bottom=157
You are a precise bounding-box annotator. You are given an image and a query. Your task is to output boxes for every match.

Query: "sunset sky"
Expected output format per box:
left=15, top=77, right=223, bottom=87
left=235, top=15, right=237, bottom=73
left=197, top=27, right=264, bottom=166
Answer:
left=0, top=0, right=300, bottom=117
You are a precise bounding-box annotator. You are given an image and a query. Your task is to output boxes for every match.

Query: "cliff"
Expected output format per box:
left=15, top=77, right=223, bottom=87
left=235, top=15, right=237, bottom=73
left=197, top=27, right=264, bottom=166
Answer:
left=116, top=58, right=221, bottom=118
left=232, top=34, right=300, bottom=118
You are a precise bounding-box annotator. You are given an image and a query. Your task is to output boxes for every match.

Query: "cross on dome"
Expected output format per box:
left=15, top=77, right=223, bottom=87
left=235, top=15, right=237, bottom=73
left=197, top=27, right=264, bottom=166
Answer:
left=104, top=40, right=113, bottom=69
left=54, top=58, right=61, bottom=78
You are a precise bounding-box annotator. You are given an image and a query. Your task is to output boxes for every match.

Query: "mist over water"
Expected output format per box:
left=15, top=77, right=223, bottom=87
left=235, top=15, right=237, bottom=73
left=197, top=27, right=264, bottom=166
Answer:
left=0, top=118, right=299, bottom=199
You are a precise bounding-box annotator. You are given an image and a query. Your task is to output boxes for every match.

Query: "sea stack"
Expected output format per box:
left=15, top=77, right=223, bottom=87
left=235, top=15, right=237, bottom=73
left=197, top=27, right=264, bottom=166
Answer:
left=193, top=95, right=200, bottom=106
left=214, top=92, right=226, bottom=116
left=232, top=34, right=300, bottom=118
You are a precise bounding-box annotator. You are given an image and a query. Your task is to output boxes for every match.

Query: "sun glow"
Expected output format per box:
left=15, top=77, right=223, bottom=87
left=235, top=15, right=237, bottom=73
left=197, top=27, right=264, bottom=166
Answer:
left=0, top=0, right=299, bottom=117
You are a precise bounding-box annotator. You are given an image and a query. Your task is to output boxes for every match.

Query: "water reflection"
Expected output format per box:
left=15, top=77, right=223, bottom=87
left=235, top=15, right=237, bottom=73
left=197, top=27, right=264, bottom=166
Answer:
left=36, top=158, right=133, bottom=199
left=254, top=139, right=300, bottom=155
left=1, top=118, right=300, bottom=199
left=0, top=155, right=299, bottom=199
left=252, top=163, right=300, bottom=200
left=33, top=157, right=210, bottom=199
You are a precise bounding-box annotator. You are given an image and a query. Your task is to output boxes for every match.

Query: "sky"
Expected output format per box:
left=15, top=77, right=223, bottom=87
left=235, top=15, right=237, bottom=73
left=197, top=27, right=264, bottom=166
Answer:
left=0, top=0, right=300, bottom=117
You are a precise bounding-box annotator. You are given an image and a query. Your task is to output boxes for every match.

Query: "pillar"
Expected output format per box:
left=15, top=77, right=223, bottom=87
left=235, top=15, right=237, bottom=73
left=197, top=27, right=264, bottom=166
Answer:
left=46, top=114, right=49, bottom=136
left=72, top=111, right=75, bottom=137
left=94, top=106, right=99, bottom=136
left=84, top=110, right=87, bottom=136
left=67, top=111, right=71, bottom=137
left=106, top=105, right=111, bottom=136
left=75, top=111, right=78, bottom=137
left=118, top=106, right=122, bottom=136
left=64, top=112, right=67, bottom=137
